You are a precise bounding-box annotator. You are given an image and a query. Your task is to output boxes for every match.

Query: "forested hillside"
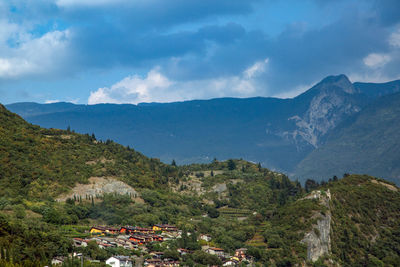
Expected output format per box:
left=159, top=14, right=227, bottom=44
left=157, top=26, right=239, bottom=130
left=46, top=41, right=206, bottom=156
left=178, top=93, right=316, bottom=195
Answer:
left=0, top=104, right=399, bottom=266
left=0, top=103, right=172, bottom=199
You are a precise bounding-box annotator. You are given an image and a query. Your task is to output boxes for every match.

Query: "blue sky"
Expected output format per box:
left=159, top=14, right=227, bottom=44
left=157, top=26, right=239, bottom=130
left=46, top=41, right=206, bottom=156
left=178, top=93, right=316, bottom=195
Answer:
left=0, top=0, right=400, bottom=104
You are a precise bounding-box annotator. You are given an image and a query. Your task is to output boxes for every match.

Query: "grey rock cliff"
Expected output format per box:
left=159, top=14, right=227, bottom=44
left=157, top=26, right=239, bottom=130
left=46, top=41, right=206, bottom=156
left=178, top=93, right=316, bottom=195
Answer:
left=301, top=189, right=332, bottom=262
left=285, top=75, right=362, bottom=149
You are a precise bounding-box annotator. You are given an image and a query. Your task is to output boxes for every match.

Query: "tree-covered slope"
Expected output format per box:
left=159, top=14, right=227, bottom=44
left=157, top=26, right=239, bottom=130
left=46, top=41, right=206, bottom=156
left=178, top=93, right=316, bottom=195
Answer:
left=0, top=103, right=306, bottom=265
left=326, top=174, right=400, bottom=266
left=295, top=92, right=400, bottom=184
left=0, top=103, right=171, bottom=199
left=1, top=104, right=400, bottom=266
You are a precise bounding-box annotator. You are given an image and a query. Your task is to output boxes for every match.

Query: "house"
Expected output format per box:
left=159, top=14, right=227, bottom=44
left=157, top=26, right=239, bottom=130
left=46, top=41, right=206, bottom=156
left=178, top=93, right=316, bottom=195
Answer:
left=153, top=234, right=164, bottom=242
left=72, top=238, right=88, bottom=247
left=161, top=259, right=180, bottom=267
left=120, top=226, right=132, bottom=234
left=115, top=239, right=136, bottom=250
left=121, top=226, right=155, bottom=235
left=107, top=227, right=120, bottom=235
left=149, top=251, right=164, bottom=259
left=90, top=226, right=106, bottom=235
left=177, top=248, right=189, bottom=256
left=90, top=226, right=120, bottom=235
left=199, top=234, right=212, bottom=242
left=134, top=227, right=155, bottom=234
left=51, top=257, right=65, bottom=265
left=205, top=247, right=225, bottom=257
left=106, top=256, right=133, bottom=267
left=223, top=258, right=239, bottom=266
left=234, top=248, right=247, bottom=260
left=144, top=258, right=180, bottom=267
left=98, top=243, right=114, bottom=249
left=152, top=224, right=178, bottom=232
left=144, top=258, right=162, bottom=266
left=129, top=235, right=146, bottom=245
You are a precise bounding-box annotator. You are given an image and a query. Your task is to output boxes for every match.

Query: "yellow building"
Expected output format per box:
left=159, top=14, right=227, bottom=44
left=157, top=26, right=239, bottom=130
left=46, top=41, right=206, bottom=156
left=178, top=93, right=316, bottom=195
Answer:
left=90, top=226, right=105, bottom=235
left=152, top=225, right=162, bottom=231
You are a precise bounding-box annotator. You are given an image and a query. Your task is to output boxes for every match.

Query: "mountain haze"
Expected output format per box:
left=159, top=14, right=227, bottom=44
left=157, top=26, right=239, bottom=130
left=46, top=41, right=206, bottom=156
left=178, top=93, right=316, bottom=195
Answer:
left=7, top=75, right=400, bottom=183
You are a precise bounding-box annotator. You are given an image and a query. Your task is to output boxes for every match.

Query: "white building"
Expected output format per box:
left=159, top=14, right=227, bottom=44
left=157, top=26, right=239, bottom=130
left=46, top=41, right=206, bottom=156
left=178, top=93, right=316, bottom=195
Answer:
left=199, top=234, right=212, bottom=242
left=106, top=256, right=133, bottom=267
left=205, top=247, right=224, bottom=257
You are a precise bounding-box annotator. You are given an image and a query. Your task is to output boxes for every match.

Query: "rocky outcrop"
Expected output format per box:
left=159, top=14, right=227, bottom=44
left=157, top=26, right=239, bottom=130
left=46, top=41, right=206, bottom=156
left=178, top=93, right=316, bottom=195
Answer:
left=285, top=75, right=362, bottom=149
left=57, top=177, right=139, bottom=201
left=301, top=189, right=332, bottom=262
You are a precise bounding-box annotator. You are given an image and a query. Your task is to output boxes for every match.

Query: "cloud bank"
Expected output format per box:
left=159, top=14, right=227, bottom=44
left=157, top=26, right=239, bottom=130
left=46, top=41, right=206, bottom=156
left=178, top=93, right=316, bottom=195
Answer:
left=0, top=0, right=400, bottom=104
left=89, top=59, right=269, bottom=104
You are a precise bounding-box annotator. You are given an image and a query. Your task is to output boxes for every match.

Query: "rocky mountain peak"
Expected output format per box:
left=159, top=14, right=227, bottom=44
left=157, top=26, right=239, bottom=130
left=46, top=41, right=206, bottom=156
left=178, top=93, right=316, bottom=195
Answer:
left=313, top=74, right=356, bottom=95
left=286, top=74, right=361, bottom=149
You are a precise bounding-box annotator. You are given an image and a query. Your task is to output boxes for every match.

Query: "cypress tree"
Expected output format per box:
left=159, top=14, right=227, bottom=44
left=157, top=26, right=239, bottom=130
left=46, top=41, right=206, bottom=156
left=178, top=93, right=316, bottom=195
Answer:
left=5, top=248, right=9, bottom=262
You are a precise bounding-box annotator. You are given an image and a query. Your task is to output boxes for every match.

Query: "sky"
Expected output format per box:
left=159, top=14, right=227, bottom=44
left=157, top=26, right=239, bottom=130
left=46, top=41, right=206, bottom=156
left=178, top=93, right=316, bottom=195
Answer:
left=0, top=0, right=400, bottom=105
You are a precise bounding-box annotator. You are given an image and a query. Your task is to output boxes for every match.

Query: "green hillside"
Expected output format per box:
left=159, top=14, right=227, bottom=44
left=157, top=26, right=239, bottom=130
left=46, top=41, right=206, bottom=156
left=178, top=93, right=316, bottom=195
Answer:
left=0, top=104, right=400, bottom=266
left=295, top=92, right=400, bottom=184
left=327, top=175, right=400, bottom=266
left=0, top=103, right=171, bottom=199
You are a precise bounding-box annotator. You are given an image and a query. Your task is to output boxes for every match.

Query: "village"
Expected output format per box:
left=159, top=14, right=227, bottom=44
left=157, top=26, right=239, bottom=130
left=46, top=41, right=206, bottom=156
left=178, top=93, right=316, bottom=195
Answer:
left=52, top=224, right=254, bottom=267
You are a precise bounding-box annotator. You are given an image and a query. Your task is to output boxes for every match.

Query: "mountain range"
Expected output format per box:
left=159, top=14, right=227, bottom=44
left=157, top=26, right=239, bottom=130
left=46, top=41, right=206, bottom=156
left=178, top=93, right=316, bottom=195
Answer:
left=7, top=74, right=400, bottom=184
left=1, top=102, right=400, bottom=266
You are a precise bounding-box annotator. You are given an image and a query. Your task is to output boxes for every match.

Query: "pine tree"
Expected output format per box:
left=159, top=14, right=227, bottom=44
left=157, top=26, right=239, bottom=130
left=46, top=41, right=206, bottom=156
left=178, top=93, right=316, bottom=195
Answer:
left=227, top=159, right=236, bottom=170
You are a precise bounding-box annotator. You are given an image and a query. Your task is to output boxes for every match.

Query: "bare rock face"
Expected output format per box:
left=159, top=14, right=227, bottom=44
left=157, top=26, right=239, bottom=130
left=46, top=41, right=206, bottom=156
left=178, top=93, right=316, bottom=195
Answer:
left=282, top=75, right=362, bottom=151
left=301, top=189, right=332, bottom=262
left=57, top=177, right=139, bottom=201
left=302, top=214, right=331, bottom=262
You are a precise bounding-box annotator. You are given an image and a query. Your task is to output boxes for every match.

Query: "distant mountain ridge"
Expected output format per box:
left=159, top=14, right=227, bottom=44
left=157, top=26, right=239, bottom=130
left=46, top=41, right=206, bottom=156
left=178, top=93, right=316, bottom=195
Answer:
left=2, top=102, right=400, bottom=266
left=295, top=91, right=400, bottom=183
left=6, top=75, right=400, bottom=183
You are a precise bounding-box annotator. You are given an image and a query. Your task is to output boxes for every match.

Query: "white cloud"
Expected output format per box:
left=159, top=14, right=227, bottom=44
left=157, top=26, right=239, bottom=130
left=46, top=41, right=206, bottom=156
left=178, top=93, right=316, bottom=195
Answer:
left=56, top=0, right=128, bottom=7
left=0, top=58, right=36, bottom=78
left=244, top=58, right=269, bottom=79
left=389, top=28, right=400, bottom=48
left=348, top=72, right=395, bottom=84
left=0, top=25, right=71, bottom=79
left=45, top=99, right=61, bottom=104
left=363, top=53, right=391, bottom=68
left=88, top=58, right=269, bottom=104
left=273, top=83, right=314, bottom=99
left=89, top=68, right=173, bottom=104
